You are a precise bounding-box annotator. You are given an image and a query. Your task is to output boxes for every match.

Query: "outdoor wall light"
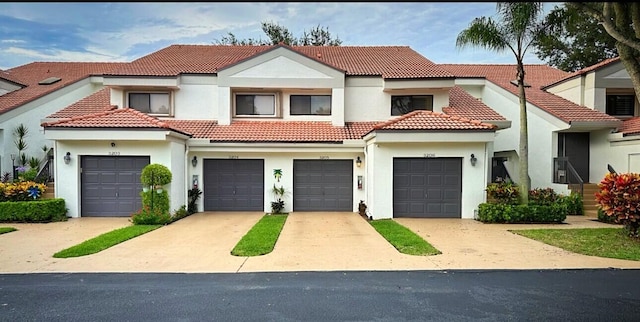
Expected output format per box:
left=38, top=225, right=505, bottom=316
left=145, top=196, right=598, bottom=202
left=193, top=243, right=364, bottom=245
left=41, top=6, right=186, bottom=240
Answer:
left=64, top=152, right=71, bottom=165
left=192, top=156, right=198, bottom=167
left=356, top=156, right=362, bottom=168
left=470, top=153, right=477, bottom=166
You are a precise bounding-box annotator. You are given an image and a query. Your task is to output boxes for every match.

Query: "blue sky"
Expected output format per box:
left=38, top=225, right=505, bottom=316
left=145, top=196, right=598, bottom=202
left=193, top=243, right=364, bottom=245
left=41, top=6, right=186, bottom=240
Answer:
left=0, top=2, right=563, bottom=70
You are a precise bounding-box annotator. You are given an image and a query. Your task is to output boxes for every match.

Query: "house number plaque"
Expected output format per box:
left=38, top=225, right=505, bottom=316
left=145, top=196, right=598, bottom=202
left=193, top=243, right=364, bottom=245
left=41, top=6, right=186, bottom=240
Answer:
left=424, top=153, right=435, bottom=158
left=108, top=151, right=120, bottom=156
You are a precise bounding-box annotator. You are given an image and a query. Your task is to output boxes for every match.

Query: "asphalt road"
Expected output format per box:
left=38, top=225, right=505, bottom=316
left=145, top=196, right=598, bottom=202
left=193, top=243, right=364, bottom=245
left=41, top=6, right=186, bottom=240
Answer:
left=1, top=269, right=639, bottom=322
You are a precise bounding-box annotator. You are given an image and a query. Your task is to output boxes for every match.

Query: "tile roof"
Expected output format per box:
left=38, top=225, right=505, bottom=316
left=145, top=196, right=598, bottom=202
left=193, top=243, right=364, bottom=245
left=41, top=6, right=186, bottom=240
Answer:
left=107, top=44, right=454, bottom=79
left=0, top=62, right=127, bottom=115
left=621, top=117, right=640, bottom=136
left=441, top=64, right=621, bottom=124
left=0, top=69, right=26, bottom=86
left=372, top=110, right=497, bottom=132
left=442, top=86, right=506, bottom=121
left=46, top=87, right=115, bottom=119
left=165, top=120, right=378, bottom=142
left=41, top=108, right=191, bottom=136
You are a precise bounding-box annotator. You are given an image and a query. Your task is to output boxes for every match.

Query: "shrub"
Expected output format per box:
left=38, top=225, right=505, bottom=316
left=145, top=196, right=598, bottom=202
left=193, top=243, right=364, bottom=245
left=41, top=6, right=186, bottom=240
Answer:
left=171, top=205, right=190, bottom=223
left=597, top=207, right=618, bottom=224
left=140, top=164, right=172, bottom=187
left=0, top=198, right=67, bottom=223
left=528, top=187, right=559, bottom=205
left=486, top=182, right=519, bottom=205
left=595, top=172, right=640, bottom=237
left=560, top=192, right=583, bottom=215
left=131, top=205, right=171, bottom=225
left=141, top=189, right=170, bottom=215
left=477, top=203, right=567, bottom=224
left=187, top=187, right=202, bottom=214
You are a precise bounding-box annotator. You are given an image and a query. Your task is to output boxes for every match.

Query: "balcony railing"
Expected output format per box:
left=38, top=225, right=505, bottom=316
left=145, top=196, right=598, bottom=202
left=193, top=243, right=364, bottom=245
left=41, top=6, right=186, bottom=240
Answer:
left=553, top=157, right=583, bottom=196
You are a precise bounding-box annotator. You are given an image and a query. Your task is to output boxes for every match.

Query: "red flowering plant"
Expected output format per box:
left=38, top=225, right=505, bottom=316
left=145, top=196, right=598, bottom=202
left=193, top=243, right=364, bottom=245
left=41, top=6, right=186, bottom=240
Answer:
left=595, top=172, right=640, bottom=238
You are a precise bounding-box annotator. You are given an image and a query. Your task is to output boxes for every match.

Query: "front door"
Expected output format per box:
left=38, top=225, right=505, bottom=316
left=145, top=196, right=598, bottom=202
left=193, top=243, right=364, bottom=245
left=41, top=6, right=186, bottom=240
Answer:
left=558, top=132, right=590, bottom=183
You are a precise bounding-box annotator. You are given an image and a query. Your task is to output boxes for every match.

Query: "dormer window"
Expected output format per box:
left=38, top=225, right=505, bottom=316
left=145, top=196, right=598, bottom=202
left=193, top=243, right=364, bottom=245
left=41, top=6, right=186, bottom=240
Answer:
left=606, top=94, right=636, bottom=117
left=128, top=92, right=171, bottom=116
left=234, top=93, right=278, bottom=117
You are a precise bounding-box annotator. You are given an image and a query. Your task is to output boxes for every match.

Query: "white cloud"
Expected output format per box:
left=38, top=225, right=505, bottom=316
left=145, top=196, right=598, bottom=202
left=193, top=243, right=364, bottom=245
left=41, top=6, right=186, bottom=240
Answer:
left=3, top=46, right=128, bottom=63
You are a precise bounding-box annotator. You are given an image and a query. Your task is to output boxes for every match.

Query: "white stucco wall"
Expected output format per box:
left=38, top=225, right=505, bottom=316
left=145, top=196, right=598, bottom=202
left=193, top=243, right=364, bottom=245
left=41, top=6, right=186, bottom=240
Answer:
left=0, top=79, right=103, bottom=176
left=364, top=141, right=491, bottom=219
left=459, top=82, right=570, bottom=192
left=591, top=129, right=640, bottom=181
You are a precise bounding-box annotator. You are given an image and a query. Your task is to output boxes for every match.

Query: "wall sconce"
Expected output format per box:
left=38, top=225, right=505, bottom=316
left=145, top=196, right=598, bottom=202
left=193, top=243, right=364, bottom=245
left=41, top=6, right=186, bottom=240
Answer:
left=470, top=153, right=477, bottom=166
left=356, top=156, right=362, bottom=168
left=192, top=156, right=198, bottom=167
left=64, top=152, right=71, bottom=165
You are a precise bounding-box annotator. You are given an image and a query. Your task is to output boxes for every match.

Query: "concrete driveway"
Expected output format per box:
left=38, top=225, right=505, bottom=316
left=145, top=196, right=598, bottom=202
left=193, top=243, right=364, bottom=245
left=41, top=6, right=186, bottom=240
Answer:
left=1, top=212, right=639, bottom=273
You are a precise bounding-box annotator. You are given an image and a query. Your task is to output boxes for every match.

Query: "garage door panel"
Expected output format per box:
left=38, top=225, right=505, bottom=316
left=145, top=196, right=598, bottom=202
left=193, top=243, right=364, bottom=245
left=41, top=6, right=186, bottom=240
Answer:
left=203, top=159, right=264, bottom=211
left=294, top=160, right=353, bottom=211
left=82, top=156, right=149, bottom=217
left=394, top=158, right=461, bottom=218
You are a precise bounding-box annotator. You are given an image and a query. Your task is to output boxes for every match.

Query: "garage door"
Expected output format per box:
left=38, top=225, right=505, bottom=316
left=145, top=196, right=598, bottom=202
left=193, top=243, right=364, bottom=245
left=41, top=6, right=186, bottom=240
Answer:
left=203, top=159, right=264, bottom=211
left=293, top=160, right=353, bottom=211
left=81, top=156, right=150, bottom=217
left=393, top=158, right=462, bottom=218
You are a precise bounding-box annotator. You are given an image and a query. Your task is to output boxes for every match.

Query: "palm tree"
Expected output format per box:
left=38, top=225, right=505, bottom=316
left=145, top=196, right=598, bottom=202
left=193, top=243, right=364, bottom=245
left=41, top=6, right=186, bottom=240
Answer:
left=456, top=2, right=544, bottom=204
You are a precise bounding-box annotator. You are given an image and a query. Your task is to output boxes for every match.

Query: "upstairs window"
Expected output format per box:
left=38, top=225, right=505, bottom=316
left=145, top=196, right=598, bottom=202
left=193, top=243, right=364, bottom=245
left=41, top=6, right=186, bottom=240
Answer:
left=290, top=95, right=331, bottom=115
left=235, top=94, right=277, bottom=117
left=606, top=94, right=636, bottom=117
left=391, top=95, right=433, bottom=116
left=128, top=92, right=171, bottom=115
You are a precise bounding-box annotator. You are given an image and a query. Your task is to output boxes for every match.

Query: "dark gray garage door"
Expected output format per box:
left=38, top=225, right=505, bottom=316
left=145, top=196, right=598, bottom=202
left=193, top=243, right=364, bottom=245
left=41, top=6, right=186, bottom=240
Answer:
left=203, top=159, right=264, bottom=211
left=393, top=158, right=462, bottom=218
left=81, top=156, right=150, bottom=217
left=293, top=160, right=353, bottom=211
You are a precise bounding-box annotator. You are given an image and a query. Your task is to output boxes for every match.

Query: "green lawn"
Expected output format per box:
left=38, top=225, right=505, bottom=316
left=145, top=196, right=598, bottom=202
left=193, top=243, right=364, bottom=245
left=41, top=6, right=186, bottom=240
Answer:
left=369, top=219, right=441, bottom=256
left=0, top=227, right=17, bottom=235
left=53, top=225, right=161, bottom=258
left=511, top=228, right=640, bottom=261
left=231, top=214, right=288, bottom=256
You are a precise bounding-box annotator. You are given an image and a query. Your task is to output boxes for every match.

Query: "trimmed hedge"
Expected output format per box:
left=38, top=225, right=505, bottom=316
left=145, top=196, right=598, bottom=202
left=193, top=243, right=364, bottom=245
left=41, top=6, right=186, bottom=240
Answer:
left=0, top=198, right=68, bottom=223
left=477, top=203, right=567, bottom=224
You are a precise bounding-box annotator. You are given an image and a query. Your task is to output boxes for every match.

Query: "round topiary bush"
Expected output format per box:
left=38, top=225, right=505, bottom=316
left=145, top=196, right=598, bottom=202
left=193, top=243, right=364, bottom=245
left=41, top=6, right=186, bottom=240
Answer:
left=140, top=163, right=172, bottom=187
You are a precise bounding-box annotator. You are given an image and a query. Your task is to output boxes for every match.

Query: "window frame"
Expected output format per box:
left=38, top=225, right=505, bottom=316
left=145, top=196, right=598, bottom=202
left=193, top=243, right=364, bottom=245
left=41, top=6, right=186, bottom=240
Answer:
left=233, top=92, right=280, bottom=118
left=289, top=94, right=332, bottom=116
left=390, top=94, right=434, bottom=116
left=126, top=91, right=173, bottom=116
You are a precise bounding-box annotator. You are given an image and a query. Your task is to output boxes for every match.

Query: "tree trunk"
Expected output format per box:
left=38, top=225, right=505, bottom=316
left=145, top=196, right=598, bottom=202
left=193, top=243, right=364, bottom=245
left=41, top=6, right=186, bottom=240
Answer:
left=517, top=64, right=530, bottom=204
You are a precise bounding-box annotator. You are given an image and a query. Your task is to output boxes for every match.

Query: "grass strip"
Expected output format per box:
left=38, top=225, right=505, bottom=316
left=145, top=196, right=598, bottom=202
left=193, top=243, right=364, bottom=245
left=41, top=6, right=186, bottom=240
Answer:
left=369, top=219, right=441, bottom=256
left=511, top=228, right=640, bottom=261
left=231, top=214, right=288, bottom=256
left=53, top=225, right=161, bottom=258
left=0, top=227, right=17, bottom=235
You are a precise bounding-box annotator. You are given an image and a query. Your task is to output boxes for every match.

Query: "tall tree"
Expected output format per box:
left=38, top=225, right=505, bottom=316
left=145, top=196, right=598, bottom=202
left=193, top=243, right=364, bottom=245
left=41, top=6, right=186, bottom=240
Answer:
left=567, top=2, right=640, bottom=108
left=457, top=2, right=545, bottom=204
left=534, top=3, right=618, bottom=72
left=214, top=21, right=342, bottom=46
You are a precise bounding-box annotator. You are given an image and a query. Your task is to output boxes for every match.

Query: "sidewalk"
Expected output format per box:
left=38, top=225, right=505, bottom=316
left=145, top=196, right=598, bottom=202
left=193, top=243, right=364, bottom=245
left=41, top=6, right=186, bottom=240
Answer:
left=1, top=212, right=639, bottom=274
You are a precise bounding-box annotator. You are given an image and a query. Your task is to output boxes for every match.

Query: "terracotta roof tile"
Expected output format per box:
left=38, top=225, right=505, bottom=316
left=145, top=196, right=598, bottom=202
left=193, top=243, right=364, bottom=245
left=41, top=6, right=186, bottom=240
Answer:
left=165, top=120, right=377, bottom=142
left=47, top=87, right=116, bottom=119
left=442, top=86, right=506, bottom=121
left=441, top=64, right=621, bottom=124
left=621, top=117, right=640, bottom=136
left=0, top=69, right=26, bottom=86
left=107, top=44, right=454, bottom=79
left=0, top=62, right=127, bottom=115
left=373, top=110, right=497, bottom=132
left=41, top=108, right=191, bottom=136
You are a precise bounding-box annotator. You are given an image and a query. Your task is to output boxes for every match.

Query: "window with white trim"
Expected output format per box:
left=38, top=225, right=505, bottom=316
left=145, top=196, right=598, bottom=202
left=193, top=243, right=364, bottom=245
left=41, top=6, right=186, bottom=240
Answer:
left=290, top=95, right=331, bottom=115
left=128, top=92, right=171, bottom=115
left=391, top=95, right=433, bottom=116
left=234, top=93, right=277, bottom=117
